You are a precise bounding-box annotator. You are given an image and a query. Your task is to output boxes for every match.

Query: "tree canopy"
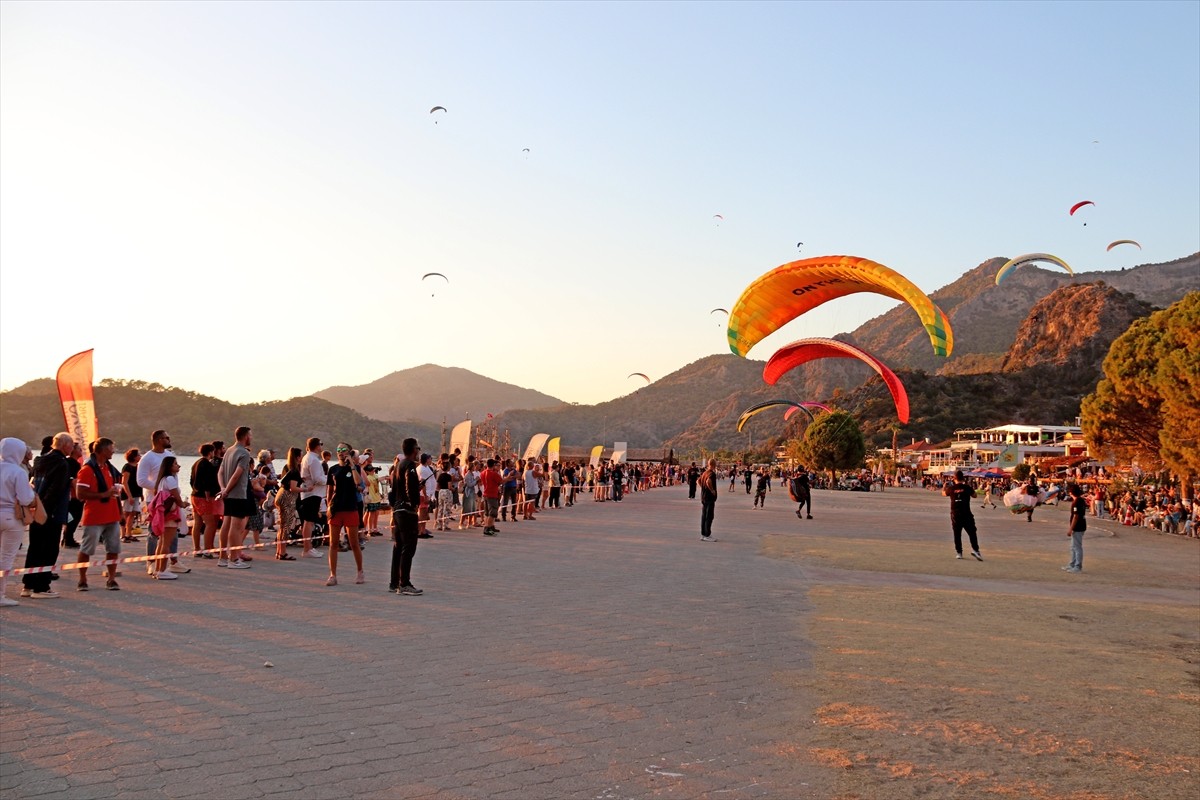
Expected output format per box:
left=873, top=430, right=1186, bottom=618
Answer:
left=1081, top=292, right=1199, bottom=479
left=795, top=410, right=866, bottom=474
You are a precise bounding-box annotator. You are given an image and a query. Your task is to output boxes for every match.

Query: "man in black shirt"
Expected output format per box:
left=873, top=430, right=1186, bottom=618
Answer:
left=944, top=469, right=983, bottom=561
left=23, top=432, right=75, bottom=598
left=389, top=438, right=423, bottom=596
left=686, top=462, right=700, bottom=499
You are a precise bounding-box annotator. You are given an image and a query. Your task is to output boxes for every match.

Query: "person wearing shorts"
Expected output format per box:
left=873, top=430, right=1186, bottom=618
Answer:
left=190, top=443, right=221, bottom=557
left=75, top=438, right=123, bottom=591
left=324, top=443, right=365, bottom=586
left=120, top=449, right=142, bottom=543
left=216, top=427, right=255, bottom=568
left=479, top=458, right=502, bottom=536
left=298, top=437, right=326, bottom=558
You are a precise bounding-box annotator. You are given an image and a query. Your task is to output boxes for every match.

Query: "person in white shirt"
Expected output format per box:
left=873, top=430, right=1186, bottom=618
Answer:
left=135, top=430, right=187, bottom=574
left=522, top=461, right=540, bottom=520
left=416, top=453, right=436, bottom=538
left=298, top=436, right=326, bottom=558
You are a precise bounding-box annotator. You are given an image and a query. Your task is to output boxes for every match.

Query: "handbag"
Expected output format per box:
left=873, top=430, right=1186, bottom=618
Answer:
left=15, top=494, right=49, bottom=526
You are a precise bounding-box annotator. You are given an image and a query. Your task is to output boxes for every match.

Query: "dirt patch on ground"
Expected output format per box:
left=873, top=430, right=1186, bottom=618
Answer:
left=762, top=495, right=1200, bottom=799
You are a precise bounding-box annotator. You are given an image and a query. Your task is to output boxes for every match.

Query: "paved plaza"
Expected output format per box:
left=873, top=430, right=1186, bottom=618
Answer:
left=1, top=485, right=833, bottom=799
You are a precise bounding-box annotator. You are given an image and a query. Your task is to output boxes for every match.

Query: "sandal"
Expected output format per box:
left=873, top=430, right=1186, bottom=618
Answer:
left=275, top=553, right=296, bottom=561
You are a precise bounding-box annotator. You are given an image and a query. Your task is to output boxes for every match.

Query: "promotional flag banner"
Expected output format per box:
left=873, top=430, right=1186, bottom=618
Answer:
left=56, top=349, right=98, bottom=447
left=449, top=420, right=471, bottom=459
left=523, top=433, right=550, bottom=460
left=589, top=445, right=604, bottom=467
left=547, top=437, right=560, bottom=466
left=612, top=442, right=627, bottom=464
left=994, top=443, right=1021, bottom=469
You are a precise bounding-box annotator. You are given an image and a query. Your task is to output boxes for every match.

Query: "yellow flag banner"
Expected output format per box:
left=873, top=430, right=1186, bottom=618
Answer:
left=547, top=437, right=560, bottom=467
left=589, top=445, right=604, bottom=468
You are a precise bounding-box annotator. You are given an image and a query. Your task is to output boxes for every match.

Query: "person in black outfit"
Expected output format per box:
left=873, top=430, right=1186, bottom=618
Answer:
left=790, top=468, right=812, bottom=519
left=611, top=463, right=624, bottom=502
left=944, top=469, right=983, bottom=561
left=23, top=432, right=75, bottom=597
left=699, top=458, right=718, bottom=542
left=61, top=442, right=84, bottom=548
left=686, top=462, right=700, bottom=499
left=744, top=468, right=753, bottom=495
left=389, top=438, right=423, bottom=596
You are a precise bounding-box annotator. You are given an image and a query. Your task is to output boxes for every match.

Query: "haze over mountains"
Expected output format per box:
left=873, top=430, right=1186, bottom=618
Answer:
left=3, top=253, right=1195, bottom=456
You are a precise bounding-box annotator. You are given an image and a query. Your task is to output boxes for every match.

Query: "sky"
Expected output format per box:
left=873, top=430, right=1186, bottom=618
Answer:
left=2, top=0, right=1198, bottom=406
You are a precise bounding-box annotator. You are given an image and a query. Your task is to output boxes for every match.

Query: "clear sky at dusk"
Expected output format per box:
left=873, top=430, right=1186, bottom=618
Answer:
left=2, top=1, right=1197, bottom=406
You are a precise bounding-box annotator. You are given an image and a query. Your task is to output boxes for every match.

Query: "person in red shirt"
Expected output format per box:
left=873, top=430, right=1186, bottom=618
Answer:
left=479, top=459, right=503, bottom=536
left=74, top=438, right=124, bottom=591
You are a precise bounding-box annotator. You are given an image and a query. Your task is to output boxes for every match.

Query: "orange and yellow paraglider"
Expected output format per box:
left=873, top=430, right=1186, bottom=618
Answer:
left=726, top=256, right=952, bottom=359
left=1106, top=240, right=1141, bottom=252
left=735, top=400, right=814, bottom=432
left=763, top=338, right=910, bottom=424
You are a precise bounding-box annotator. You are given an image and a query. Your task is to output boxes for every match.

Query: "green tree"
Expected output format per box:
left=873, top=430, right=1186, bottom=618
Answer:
left=1082, top=293, right=1199, bottom=490
left=798, top=410, right=866, bottom=477
left=1012, top=463, right=1032, bottom=482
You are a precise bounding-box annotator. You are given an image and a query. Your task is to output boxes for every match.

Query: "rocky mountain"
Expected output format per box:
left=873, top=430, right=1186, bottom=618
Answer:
left=0, top=379, right=439, bottom=457
left=314, top=364, right=564, bottom=424
left=1000, top=283, right=1156, bottom=373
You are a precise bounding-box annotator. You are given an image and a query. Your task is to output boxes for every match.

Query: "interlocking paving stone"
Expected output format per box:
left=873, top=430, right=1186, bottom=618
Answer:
left=2, top=485, right=832, bottom=798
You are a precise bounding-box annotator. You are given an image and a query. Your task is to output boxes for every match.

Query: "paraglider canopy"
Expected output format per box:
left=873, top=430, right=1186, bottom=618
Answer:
left=726, top=255, right=953, bottom=359
left=422, top=272, right=449, bottom=297
left=710, top=308, right=728, bottom=316
left=1068, top=200, right=1094, bottom=216
left=784, top=402, right=831, bottom=421
left=763, top=338, right=910, bottom=424
left=1106, top=240, right=1141, bottom=252
left=736, top=400, right=814, bottom=433
left=994, top=254, right=1073, bottom=285
left=627, top=372, right=651, bottom=384
left=430, top=106, right=446, bottom=123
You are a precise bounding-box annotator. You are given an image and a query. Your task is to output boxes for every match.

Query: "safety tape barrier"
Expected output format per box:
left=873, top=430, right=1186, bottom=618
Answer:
left=0, top=485, right=670, bottom=578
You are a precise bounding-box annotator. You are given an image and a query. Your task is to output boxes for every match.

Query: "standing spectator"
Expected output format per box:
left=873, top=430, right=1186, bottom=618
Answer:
left=699, top=458, right=718, bottom=542
left=547, top=461, right=562, bottom=509
left=687, top=462, right=700, bottom=499
left=417, top=453, right=436, bottom=538
left=522, top=460, right=540, bottom=520
left=298, top=437, right=326, bottom=558
left=790, top=468, right=813, bottom=519
left=61, top=442, right=85, bottom=549
left=479, top=458, right=502, bottom=536
left=944, top=469, right=983, bottom=561
left=1064, top=484, right=1087, bottom=573
left=136, top=430, right=181, bottom=569
left=363, top=465, right=384, bottom=536
left=73, top=437, right=123, bottom=591
left=434, top=457, right=455, bottom=532
left=1, top=438, right=37, bottom=605
left=325, top=443, right=365, bottom=586
left=216, top=426, right=254, bottom=569
left=500, top=459, right=520, bottom=523
left=389, top=439, right=423, bottom=595
left=460, top=455, right=479, bottom=529
left=190, top=443, right=221, bottom=558
left=273, top=447, right=303, bottom=560
left=22, top=432, right=74, bottom=599
left=744, top=467, right=753, bottom=495
left=120, top=449, right=142, bottom=543
left=149, top=456, right=188, bottom=580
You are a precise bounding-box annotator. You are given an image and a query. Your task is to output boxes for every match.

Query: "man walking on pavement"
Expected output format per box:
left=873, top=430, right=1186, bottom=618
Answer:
left=699, top=458, right=718, bottom=542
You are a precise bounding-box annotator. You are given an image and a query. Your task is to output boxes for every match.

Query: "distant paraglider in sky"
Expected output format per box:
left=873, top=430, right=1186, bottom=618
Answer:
left=1106, top=239, right=1141, bottom=252
left=726, top=255, right=953, bottom=359
left=713, top=214, right=724, bottom=226
left=422, top=272, right=449, bottom=296
left=994, top=254, right=1074, bottom=285
left=1069, top=200, right=1094, bottom=226
left=627, top=372, right=651, bottom=385
left=763, top=338, right=910, bottom=424
left=796, top=242, right=804, bottom=251
left=430, top=106, right=446, bottom=123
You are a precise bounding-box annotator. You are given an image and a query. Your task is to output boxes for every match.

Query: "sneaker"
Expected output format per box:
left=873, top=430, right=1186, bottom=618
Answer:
left=399, top=584, right=423, bottom=595
left=217, top=559, right=229, bottom=567
left=700, top=536, right=717, bottom=542
left=154, top=570, right=178, bottom=580
left=806, top=515, right=813, bottom=519
left=325, top=575, right=338, bottom=587
left=0, top=597, right=19, bottom=607
left=19, top=587, right=31, bottom=598
left=171, top=564, right=192, bottom=574
left=971, top=551, right=983, bottom=561
left=1067, top=567, right=1082, bottom=573
left=355, top=571, right=365, bottom=585
left=77, top=583, right=89, bottom=592
left=302, top=550, right=323, bottom=558
left=796, top=510, right=803, bottom=518
left=417, top=533, right=433, bottom=539
left=31, top=590, right=61, bottom=599
left=956, top=553, right=964, bottom=559
left=227, top=560, right=251, bottom=570
left=483, top=529, right=497, bottom=536
left=106, top=579, right=120, bottom=591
